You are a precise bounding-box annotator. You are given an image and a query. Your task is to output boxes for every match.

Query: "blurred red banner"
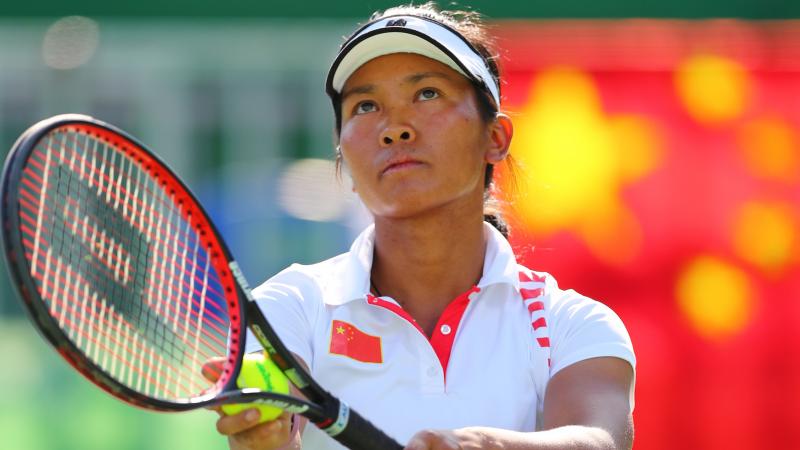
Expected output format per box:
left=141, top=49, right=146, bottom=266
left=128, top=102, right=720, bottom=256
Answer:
left=495, top=20, right=800, bottom=450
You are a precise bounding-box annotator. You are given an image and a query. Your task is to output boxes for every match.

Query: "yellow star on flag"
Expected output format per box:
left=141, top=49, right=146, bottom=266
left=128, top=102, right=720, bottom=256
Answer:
left=505, top=66, right=662, bottom=265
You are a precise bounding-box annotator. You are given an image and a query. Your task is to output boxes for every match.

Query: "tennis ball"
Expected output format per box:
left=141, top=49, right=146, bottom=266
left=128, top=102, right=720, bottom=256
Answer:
left=221, top=353, right=290, bottom=422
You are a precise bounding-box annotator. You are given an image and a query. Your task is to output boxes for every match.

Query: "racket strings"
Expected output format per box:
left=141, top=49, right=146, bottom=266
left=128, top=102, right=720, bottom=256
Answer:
left=44, top=132, right=224, bottom=294
left=17, top=127, right=239, bottom=401
left=30, top=250, right=195, bottom=397
left=46, top=131, right=226, bottom=321
left=35, top=132, right=207, bottom=387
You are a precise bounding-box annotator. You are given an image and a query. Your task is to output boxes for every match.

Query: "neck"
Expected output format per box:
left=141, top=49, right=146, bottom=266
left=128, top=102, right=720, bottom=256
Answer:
left=370, top=204, right=487, bottom=335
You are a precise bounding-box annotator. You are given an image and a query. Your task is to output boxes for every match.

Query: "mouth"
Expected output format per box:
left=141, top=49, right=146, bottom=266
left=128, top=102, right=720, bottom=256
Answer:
left=381, top=156, right=424, bottom=175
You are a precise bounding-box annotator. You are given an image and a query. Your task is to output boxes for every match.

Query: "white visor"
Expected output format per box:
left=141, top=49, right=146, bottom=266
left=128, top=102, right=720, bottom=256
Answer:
left=326, top=15, right=500, bottom=107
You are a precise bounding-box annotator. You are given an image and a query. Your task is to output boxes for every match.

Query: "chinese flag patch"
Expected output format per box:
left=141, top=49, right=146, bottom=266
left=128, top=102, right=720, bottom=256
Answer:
left=329, top=320, right=383, bottom=363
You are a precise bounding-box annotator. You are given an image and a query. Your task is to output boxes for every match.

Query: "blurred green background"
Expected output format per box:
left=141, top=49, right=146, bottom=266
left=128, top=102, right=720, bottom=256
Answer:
left=2, top=0, right=799, bottom=18
left=1, top=2, right=799, bottom=450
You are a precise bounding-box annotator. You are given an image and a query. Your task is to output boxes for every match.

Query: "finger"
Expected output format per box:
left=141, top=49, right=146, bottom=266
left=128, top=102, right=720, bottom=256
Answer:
left=405, top=431, right=434, bottom=450
left=201, top=357, right=227, bottom=382
left=405, top=430, right=459, bottom=450
left=216, top=408, right=263, bottom=435
left=216, top=409, right=293, bottom=436
left=229, top=414, right=292, bottom=449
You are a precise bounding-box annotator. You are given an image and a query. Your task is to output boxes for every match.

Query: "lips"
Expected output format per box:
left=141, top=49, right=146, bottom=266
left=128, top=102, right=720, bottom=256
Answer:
left=381, top=155, right=424, bottom=175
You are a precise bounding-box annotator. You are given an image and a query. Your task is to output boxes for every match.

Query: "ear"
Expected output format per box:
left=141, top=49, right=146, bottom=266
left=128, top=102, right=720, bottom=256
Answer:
left=335, top=145, right=358, bottom=192
left=485, top=113, right=513, bottom=164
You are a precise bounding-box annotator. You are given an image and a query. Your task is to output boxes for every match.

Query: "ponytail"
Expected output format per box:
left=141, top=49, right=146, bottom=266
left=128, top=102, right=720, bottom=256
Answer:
left=484, top=213, right=509, bottom=239
left=483, top=163, right=511, bottom=239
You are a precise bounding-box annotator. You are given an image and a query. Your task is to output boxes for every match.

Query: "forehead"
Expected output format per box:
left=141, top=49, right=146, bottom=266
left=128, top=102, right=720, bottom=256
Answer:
left=342, top=53, right=470, bottom=91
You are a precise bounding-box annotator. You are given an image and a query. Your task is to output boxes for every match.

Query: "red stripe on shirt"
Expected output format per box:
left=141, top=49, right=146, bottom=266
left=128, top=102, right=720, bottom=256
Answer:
left=528, top=301, right=544, bottom=312
left=519, top=271, right=547, bottom=283
left=532, top=317, right=547, bottom=330
left=520, top=287, right=543, bottom=299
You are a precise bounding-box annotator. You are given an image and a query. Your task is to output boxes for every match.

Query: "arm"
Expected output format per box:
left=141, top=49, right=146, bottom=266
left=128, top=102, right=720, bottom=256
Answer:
left=405, top=356, right=634, bottom=450
left=536, top=356, right=634, bottom=449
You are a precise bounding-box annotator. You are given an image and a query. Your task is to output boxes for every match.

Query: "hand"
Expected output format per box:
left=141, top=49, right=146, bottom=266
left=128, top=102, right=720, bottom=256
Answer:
left=404, top=428, right=488, bottom=450
left=216, top=409, right=294, bottom=450
left=202, top=358, right=295, bottom=450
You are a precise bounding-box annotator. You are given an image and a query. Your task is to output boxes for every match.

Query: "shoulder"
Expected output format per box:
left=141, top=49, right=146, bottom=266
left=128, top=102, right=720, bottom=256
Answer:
left=517, top=264, right=635, bottom=374
left=517, top=265, right=625, bottom=326
left=252, top=225, right=375, bottom=305
left=251, top=252, right=350, bottom=302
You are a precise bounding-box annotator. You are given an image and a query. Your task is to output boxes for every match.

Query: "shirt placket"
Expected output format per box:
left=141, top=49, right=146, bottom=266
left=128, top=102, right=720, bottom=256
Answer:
left=366, top=287, right=481, bottom=393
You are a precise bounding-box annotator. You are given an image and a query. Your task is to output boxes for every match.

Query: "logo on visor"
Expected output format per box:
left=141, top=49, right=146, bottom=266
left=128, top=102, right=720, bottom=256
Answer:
left=385, top=18, right=407, bottom=27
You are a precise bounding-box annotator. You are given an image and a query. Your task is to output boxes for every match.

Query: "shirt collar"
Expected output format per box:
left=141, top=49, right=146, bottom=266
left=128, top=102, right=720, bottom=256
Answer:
left=478, top=222, right=522, bottom=291
left=326, top=224, right=375, bottom=305
left=325, top=222, right=520, bottom=306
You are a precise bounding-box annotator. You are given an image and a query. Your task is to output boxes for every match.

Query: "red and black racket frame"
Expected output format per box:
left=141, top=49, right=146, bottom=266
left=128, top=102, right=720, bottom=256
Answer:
left=0, top=115, right=403, bottom=450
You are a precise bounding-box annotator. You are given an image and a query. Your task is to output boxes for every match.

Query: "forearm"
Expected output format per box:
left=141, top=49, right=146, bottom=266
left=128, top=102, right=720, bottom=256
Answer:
left=467, top=424, right=630, bottom=450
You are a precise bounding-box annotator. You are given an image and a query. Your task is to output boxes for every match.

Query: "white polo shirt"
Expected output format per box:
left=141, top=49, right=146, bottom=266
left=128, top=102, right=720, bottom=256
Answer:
left=246, top=222, right=635, bottom=448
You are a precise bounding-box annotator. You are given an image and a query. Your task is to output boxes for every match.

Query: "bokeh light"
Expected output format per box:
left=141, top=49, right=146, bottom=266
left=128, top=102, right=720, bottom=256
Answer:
left=507, top=66, right=660, bottom=265
left=732, top=202, right=797, bottom=276
left=737, top=117, right=799, bottom=183
left=675, top=54, right=751, bottom=125
left=41, top=16, right=100, bottom=70
left=676, top=255, right=755, bottom=340
left=278, top=158, right=349, bottom=222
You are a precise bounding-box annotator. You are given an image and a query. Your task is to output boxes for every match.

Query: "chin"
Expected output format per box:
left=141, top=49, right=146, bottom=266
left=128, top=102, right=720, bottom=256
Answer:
left=372, top=205, right=429, bottom=221
left=371, top=197, right=438, bottom=220
left=373, top=195, right=471, bottom=222
left=366, top=184, right=480, bottom=220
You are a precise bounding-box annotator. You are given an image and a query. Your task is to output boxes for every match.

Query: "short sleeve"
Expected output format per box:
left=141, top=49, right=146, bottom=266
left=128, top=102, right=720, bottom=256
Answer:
left=243, top=264, right=321, bottom=367
left=547, top=288, right=636, bottom=378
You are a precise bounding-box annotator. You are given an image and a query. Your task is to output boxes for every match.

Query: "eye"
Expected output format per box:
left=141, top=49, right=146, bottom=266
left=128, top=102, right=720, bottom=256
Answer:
left=417, top=88, right=440, bottom=101
left=354, top=100, right=377, bottom=115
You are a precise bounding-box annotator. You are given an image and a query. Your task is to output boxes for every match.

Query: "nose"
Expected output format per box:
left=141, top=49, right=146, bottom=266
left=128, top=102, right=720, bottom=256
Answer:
left=379, top=124, right=416, bottom=147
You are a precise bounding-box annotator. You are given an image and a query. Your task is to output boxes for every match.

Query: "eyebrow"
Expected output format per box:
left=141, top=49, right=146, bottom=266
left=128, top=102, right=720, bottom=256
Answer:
left=340, top=71, right=455, bottom=102
left=341, top=84, right=374, bottom=103
left=405, top=71, right=453, bottom=84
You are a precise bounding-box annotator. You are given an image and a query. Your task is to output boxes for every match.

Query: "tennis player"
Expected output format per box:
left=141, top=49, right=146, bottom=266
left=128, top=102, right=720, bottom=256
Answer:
left=211, top=3, right=636, bottom=449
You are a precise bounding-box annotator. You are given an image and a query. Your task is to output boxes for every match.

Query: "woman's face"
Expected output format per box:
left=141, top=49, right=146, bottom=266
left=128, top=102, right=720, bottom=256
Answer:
left=338, top=53, right=508, bottom=220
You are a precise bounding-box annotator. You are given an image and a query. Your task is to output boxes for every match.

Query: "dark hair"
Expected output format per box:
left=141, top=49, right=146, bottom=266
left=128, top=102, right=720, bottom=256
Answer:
left=334, top=2, right=516, bottom=238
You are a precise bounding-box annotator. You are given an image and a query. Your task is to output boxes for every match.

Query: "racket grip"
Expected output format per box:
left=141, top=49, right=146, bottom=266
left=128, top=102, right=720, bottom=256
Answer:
left=332, top=407, right=404, bottom=450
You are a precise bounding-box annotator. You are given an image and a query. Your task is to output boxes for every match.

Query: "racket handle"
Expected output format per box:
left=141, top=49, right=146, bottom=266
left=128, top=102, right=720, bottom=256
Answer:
left=332, top=407, right=404, bottom=450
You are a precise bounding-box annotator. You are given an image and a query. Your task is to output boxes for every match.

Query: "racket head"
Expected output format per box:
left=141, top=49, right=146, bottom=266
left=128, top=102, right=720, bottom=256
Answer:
left=1, top=114, right=246, bottom=411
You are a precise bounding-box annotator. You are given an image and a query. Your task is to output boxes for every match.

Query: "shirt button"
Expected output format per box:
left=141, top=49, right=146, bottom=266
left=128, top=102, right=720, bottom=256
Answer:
left=427, top=366, right=439, bottom=377
left=440, top=324, right=452, bottom=335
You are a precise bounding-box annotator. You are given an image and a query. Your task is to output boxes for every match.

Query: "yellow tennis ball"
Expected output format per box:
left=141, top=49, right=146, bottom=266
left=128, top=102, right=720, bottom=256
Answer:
left=221, top=353, right=290, bottom=422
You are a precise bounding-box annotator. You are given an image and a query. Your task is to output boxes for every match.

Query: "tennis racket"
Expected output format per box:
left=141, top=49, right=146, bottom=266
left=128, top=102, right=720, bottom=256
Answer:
left=0, top=114, right=403, bottom=449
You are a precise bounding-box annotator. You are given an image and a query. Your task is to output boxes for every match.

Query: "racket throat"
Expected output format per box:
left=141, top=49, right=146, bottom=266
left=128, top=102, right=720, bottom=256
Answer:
left=315, top=399, right=350, bottom=437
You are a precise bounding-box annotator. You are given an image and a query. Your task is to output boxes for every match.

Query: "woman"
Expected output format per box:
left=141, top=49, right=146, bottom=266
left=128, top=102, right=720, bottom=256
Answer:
left=212, top=3, right=636, bottom=449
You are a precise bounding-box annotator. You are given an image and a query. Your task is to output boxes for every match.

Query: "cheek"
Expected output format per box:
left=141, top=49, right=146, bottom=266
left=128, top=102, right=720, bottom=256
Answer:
left=338, top=137, right=377, bottom=194
left=435, top=97, right=484, bottom=134
left=427, top=108, right=487, bottom=160
left=339, top=118, right=377, bottom=154
left=339, top=126, right=358, bottom=151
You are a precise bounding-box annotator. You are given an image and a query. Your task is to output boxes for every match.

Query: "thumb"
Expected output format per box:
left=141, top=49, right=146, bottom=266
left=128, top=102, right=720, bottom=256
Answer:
left=405, top=431, right=434, bottom=450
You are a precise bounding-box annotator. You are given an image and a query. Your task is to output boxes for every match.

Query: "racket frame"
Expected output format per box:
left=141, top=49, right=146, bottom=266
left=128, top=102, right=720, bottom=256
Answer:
left=0, top=115, right=245, bottom=411
left=1, top=114, right=402, bottom=448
